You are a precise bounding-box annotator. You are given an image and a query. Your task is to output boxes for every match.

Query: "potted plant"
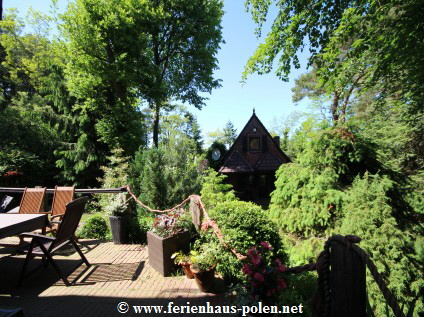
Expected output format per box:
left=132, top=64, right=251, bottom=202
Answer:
left=106, top=194, right=129, bottom=244
left=147, top=208, right=193, bottom=276
left=171, top=250, right=194, bottom=279
left=189, top=241, right=220, bottom=293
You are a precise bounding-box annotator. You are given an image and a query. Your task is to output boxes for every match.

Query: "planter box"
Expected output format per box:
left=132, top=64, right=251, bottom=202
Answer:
left=147, top=230, right=190, bottom=277
left=109, top=215, right=129, bottom=244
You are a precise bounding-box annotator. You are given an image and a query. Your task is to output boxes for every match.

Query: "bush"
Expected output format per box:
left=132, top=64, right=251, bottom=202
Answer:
left=78, top=214, right=110, bottom=240
left=130, top=133, right=204, bottom=210
left=211, top=201, right=283, bottom=254
left=208, top=200, right=285, bottom=283
left=200, top=168, right=236, bottom=210
left=130, top=207, right=154, bottom=244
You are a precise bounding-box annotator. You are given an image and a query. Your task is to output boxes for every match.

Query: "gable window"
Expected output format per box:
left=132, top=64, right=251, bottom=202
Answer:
left=248, top=136, right=261, bottom=151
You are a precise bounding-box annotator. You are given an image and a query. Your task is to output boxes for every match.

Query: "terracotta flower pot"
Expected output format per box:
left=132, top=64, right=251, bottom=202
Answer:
left=190, top=264, right=216, bottom=293
left=180, top=262, right=194, bottom=279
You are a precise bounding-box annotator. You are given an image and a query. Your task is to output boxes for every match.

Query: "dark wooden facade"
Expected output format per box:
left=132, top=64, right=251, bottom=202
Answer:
left=219, top=111, right=290, bottom=206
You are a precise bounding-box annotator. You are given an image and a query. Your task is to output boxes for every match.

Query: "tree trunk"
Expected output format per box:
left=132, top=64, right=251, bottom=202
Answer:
left=152, top=101, right=161, bottom=148
left=331, top=91, right=340, bottom=123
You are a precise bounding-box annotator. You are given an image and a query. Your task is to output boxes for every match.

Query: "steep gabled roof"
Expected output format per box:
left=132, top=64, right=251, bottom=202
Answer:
left=255, top=153, right=284, bottom=171
left=219, top=111, right=290, bottom=173
left=219, top=151, right=253, bottom=173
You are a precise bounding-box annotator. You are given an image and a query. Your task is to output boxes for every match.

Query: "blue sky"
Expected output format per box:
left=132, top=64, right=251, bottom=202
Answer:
left=4, top=0, right=311, bottom=141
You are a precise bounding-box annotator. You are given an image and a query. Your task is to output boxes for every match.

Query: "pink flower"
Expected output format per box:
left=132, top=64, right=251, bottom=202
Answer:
left=254, top=272, right=264, bottom=283
left=275, top=258, right=286, bottom=272
left=242, top=264, right=253, bottom=275
left=277, top=278, right=287, bottom=290
left=251, top=253, right=262, bottom=266
left=260, top=241, right=273, bottom=250
left=247, top=246, right=257, bottom=256
left=266, top=288, right=276, bottom=296
left=248, top=247, right=262, bottom=266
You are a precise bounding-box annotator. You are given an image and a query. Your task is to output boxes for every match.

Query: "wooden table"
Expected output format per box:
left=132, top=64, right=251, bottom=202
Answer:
left=0, top=214, right=48, bottom=239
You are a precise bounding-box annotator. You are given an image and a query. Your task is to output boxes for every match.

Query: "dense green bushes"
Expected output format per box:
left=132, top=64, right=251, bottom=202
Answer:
left=199, top=169, right=286, bottom=283
left=130, top=133, right=204, bottom=210
left=78, top=215, right=110, bottom=240
left=199, top=168, right=236, bottom=210
left=210, top=201, right=283, bottom=255
left=270, top=126, right=422, bottom=315
left=340, top=173, right=422, bottom=315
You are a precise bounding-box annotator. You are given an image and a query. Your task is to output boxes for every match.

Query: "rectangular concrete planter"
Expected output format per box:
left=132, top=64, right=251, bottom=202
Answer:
left=147, top=230, right=190, bottom=277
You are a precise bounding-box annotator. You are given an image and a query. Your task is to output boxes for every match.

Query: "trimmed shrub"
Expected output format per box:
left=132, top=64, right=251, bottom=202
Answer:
left=78, top=214, right=110, bottom=240
left=208, top=200, right=285, bottom=283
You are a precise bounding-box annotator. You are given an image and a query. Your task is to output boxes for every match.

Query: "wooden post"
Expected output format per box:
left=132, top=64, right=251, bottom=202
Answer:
left=189, top=196, right=202, bottom=230
left=330, top=240, right=366, bottom=317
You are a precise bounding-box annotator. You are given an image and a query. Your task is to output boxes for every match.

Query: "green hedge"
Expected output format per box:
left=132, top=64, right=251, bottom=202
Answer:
left=208, top=200, right=286, bottom=282
left=78, top=214, right=110, bottom=240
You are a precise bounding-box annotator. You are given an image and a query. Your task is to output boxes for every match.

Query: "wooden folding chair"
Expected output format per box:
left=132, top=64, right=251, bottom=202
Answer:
left=48, top=186, right=75, bottom=235
left=18, top=197, right=90, bottom=286
left=19, top=187, right=47, bottom=214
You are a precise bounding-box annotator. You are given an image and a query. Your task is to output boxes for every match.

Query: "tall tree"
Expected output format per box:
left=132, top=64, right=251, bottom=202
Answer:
left=243, top=0, right=424, bottom=121
left=222, top=120, right=238, bottom=148
left=0, top=10, right=66, bottom=187
left=160, top=105, right=203, bottom=153
left=206, top=120, right=238, bottom=149
left=60, top=0, right=150, bottom=185
left=142, top=0, right=224, bottom=147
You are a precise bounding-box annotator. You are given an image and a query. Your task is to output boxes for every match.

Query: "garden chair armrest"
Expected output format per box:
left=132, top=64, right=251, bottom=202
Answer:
left=19, top=232, right=55, bottom=240
left=51, top=213, right=65, bottom=220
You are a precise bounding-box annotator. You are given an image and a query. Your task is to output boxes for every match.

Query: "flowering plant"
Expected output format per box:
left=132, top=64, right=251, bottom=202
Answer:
left=242, top=241, right=287, bottom=304
left=150, top=208, right=191, bottom=238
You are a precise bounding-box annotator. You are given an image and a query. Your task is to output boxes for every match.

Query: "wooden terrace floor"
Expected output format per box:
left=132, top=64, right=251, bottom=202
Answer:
left=0, top=238, right=229, bottom=317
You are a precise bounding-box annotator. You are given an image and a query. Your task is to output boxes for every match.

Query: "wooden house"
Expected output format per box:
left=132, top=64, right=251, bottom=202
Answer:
left=218, top=110, right=290, bottom=205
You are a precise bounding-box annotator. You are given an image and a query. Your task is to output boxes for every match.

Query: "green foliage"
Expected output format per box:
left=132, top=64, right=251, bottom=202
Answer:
left=171, top=250, right=191, bottom=265
left=97, top=148, right=131, bottom=215
left=150, top=208, right=193, bottom=238
left=281, top=235, right=324, bottom=267
left=190, top=239, right=222, bottom=271
left=130, top=133, right=203, bottom=210
left=244, top=0, right=424, bottom=179
left=270, top=127, right=382, bottom=236
left=339, top=173, right=423, bottom=315
left=276, top=273, right=316, bottom=317
left=159, top=105, right=204, bottom=153
left=78, top=214, right=110, bottom=240
left=137, top=0, right=224, bottom=146
left=57, top=0, right=151, bottom=185
left=0, top=11, right=65, bottom=186
left=206, top=120, right=238, bottom=149
left=200, top=168, right=236, bottom=210
left=208, top=200, right=285, bottom=282
left=211, top=201, right=283, bottom=254
left=134, top=207, right=154, bottom=244
left=205, top=141, right=227, bottom=171
left=271, top=123, right=422, bottom=315
left=243, top=0, right=424, bottom=107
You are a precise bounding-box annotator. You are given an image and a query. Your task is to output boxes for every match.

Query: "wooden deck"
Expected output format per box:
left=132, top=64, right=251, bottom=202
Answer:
left=0, top=238, right=228, bottom=316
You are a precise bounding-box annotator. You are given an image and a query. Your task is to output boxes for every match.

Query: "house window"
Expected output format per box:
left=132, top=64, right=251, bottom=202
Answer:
left=249, top=136, right=261, bottom=151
